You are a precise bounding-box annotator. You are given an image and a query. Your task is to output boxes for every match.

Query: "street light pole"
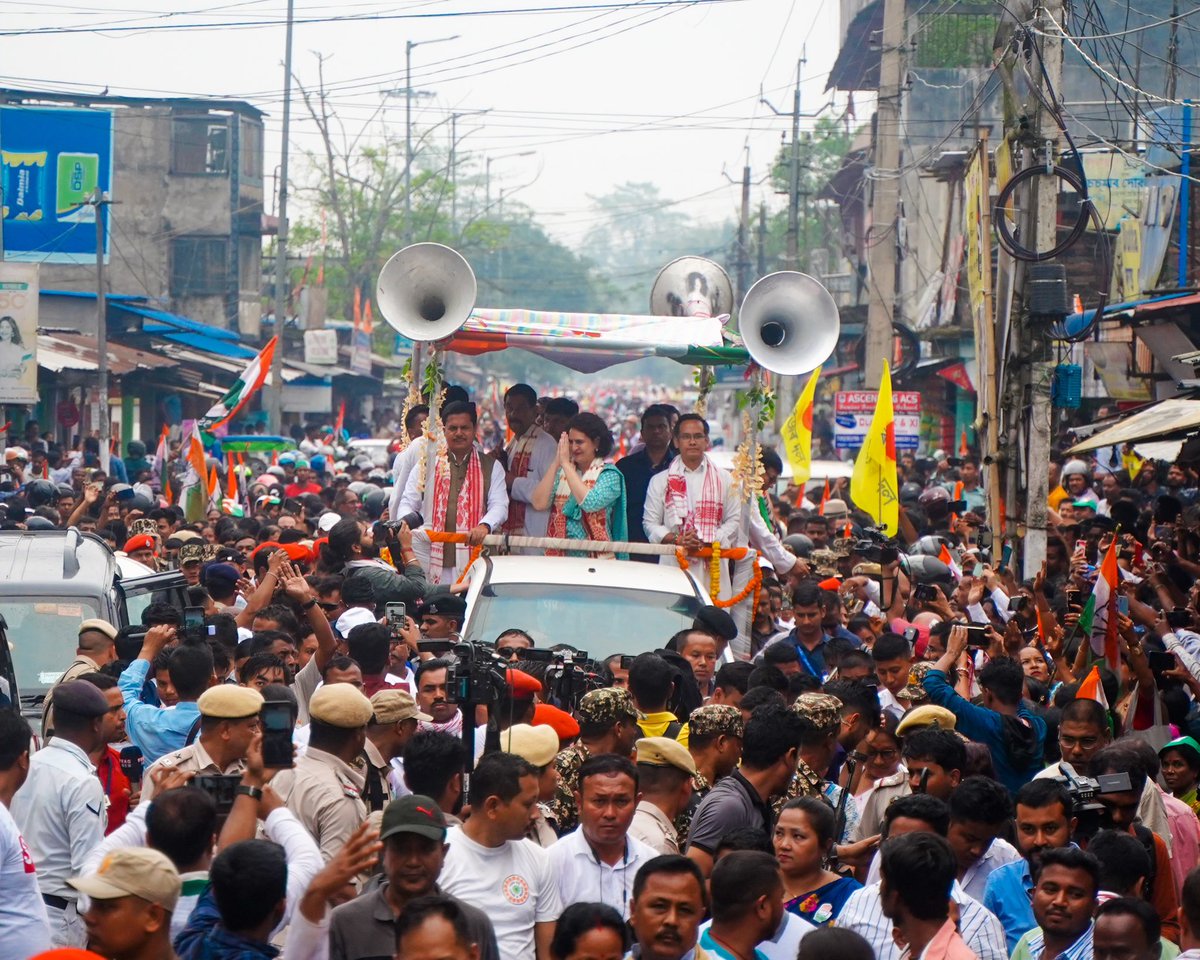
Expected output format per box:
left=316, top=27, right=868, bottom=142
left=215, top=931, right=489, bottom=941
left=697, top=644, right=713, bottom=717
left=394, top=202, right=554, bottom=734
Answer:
left=449, top=108, right=489, bottom=236
left=404, top=34, right=458, bottom=245
left=484, top=150, right=535, bottom=216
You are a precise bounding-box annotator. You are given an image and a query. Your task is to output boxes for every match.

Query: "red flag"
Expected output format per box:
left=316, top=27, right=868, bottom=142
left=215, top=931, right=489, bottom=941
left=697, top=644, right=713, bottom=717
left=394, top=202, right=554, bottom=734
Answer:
left=226, top=453, right=238, bottom=499
left=334, top=401, right=346, bottom=439
left=959, top=427, right=969, bottom=457
left=818, top=479, right=830, bottom=515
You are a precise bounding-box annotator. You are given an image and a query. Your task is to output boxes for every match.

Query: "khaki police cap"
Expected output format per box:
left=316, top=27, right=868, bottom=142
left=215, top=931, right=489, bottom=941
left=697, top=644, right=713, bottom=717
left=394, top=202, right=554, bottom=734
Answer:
left=635, top=736, right=697, bottom=776
left=688, top=704, right=744, bottom=740
left=198, top=684, right=264, bottom=720
left=68, top=848, right=181, bottom=912
left=500, top=723, right=560, bottom=768
left=310, top=682, right=374, bottom=728
left=78, top=619, right=118, bottom=641
left=895, top=704, right=958, bottom=736
left=370, top=689, right=432, bottom=725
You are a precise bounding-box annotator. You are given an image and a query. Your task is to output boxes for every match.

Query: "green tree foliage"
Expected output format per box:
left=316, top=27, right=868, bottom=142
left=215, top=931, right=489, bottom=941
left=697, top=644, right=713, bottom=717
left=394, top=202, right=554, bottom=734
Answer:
left=579, top=182, right=735, bottom=314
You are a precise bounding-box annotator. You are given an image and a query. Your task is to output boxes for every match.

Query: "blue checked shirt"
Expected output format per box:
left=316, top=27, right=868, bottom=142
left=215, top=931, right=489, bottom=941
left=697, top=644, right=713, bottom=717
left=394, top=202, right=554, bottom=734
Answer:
left=982, top=858, right=1036, bottom=954
left=118, top=658, right=201, bottom=763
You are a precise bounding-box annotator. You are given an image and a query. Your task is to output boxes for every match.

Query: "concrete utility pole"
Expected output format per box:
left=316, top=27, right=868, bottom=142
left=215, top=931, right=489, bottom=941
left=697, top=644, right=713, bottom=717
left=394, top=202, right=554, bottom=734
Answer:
left=267, top=0, right=294, bottom=434
left=1018, top=0, right=1066, bottom=576
left=758, top=201, right=768, bottom=278
left=94, top=192, right=110, bottom=472
left=787, top=55, right=805, bottom=270
left=449, top=109, right=489, bottom=237
left=864, top=0, right=906, bottom=389
left=737, top=160, right=751, bottom=303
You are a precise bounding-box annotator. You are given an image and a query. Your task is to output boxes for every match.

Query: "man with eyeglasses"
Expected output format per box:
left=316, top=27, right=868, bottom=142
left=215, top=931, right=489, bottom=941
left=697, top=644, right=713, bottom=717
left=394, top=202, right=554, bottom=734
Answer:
left=1033, top=698, right=1170, bottom=851
left=643, top=414, right=741, bottom=598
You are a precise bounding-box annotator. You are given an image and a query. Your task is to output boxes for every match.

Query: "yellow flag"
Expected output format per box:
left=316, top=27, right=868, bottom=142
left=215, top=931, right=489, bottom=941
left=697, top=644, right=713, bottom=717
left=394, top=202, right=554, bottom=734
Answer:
left=781, top=366, right=820, bottom=485
left=850, top=360, right=899, bottom=535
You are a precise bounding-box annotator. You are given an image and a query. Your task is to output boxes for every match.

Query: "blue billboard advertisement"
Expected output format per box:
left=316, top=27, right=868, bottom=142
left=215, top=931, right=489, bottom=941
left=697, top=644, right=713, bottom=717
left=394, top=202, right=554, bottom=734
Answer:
left=0, top=106, right=113, bottom=263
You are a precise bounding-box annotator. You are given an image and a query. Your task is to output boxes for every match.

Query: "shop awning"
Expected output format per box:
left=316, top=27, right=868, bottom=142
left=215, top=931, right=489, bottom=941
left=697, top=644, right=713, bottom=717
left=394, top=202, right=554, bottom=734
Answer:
left=36, top=334, right=178, bottom=376
left=1068, top=397, right=1200, bottom=452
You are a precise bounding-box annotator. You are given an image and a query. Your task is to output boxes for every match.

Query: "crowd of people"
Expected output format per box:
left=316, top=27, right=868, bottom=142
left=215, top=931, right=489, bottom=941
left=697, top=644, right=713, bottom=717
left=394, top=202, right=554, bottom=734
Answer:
left=6, top=382, right=1200, bottom=960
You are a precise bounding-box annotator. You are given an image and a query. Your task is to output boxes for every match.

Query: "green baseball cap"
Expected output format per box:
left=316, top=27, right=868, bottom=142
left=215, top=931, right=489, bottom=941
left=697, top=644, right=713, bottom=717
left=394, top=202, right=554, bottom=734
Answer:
left=380, top=794, right=447, bottom=842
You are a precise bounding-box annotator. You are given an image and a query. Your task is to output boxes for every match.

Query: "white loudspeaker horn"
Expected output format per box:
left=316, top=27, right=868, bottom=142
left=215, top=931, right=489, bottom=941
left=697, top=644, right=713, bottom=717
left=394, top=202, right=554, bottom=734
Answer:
left=375, top=243, right=478, bottom=343
left=650, top=256, right=735, bottom=318
left=738, top=271, right=841, bottom=376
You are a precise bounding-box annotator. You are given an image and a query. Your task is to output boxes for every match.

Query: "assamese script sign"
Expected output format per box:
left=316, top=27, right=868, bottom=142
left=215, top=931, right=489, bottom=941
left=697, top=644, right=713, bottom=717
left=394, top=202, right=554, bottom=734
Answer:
left=834, top=390, right=921, bottom=450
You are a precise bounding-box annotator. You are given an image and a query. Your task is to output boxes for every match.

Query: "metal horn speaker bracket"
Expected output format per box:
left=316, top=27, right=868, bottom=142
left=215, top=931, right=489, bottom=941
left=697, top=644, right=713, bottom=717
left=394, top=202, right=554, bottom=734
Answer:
left=650, top=256, right=734, bottom=318
left=738, top=271, right=840, bottom=376
left=375, top=242, right=478, bottom=343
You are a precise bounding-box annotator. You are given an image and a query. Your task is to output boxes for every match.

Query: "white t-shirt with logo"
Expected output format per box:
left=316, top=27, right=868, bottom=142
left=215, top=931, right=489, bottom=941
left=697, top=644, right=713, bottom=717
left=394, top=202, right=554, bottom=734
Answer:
left=0, top=801, right=50, bottom=960
left=439, top=825, right=563, bottom=960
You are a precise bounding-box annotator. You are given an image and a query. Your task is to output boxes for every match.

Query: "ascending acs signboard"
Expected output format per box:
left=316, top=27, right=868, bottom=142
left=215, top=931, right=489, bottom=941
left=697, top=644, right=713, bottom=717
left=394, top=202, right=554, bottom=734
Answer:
left=834, top=390, right=921, bottom=451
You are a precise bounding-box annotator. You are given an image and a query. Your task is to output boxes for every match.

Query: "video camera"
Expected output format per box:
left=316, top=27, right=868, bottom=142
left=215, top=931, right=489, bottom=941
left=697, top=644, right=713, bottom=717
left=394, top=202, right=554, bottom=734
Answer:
left=445, top=641, right=509, bottom=706
left=1054, top=763, right=1134, bottom=841
left=853, top=527, right=899, bottom=564
left=543, top=648, right=607, bottom=710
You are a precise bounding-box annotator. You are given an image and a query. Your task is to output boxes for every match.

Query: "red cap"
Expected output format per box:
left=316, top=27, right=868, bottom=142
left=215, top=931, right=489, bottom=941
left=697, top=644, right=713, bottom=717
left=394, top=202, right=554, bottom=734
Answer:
left=506, top=668, right=542, bottom=698
left=533, top=703, right=579, bottom=744
left=818, top=576, right=841, bottom=591
left=31, top=952, right=107, bottom=960
left=279, top=542, right=313, bottom=565
left=123, top=534, right=156, bottom=554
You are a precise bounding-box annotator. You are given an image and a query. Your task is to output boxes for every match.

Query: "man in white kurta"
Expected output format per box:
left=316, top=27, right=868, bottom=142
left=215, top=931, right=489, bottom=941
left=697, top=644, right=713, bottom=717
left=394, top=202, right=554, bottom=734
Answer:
left=502, top=384, right=557, bottom=541
left=400, top=403, right=508, bottom=585
left=643, top=413, right=741, bottom=600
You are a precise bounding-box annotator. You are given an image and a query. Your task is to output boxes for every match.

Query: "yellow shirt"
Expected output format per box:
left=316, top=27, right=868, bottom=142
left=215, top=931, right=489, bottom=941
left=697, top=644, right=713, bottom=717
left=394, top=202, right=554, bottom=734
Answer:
left=638, top=711, right=689, bottom=748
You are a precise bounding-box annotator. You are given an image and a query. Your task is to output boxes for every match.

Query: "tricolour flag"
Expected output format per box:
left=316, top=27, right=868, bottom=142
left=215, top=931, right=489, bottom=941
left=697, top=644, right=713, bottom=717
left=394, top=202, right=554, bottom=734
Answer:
left=1079, top=539, right=1120, bottom=675
left=197, top=337, right=278, bottom=431
left=181, top=423, right=210, bottom=523
left=938, top=543, right=963, bottom=581
left=1075, top=664, right=1109, bottom=710
left=781, top=366, right=821, bottom=485
left=849, top=360, right=899, bottom=535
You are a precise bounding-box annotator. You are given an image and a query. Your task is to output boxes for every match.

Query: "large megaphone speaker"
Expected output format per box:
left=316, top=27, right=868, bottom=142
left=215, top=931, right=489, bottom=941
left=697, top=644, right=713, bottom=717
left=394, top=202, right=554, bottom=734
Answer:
left=376, top=242, right=477, bottom=343
left=738, top=271, right=840, bottom=376
left=650, top=256, right=735, bottom=318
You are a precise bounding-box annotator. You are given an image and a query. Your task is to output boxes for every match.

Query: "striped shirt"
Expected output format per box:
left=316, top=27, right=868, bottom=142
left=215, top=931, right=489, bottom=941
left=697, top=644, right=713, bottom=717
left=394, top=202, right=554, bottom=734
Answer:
left=1010, top=924, right=1093, bottom=960
left=836, top=880, right=1008, bottom=960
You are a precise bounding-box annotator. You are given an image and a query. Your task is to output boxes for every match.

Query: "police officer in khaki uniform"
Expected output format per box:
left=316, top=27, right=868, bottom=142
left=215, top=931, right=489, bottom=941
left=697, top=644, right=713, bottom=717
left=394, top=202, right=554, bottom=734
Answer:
left=271, top=682, right=371, bottom=862
left=42, top=619, right=120, bottom=739
left=629, top=737, right=697, bottom=855
left=500, top=723, right=561, bottom=847
left=139, top=685, right=264, bottom=804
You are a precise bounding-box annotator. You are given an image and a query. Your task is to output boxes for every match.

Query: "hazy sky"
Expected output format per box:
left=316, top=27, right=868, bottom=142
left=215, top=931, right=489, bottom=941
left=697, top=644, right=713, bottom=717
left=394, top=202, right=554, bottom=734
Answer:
left=1, top=0, right=847, bottom=247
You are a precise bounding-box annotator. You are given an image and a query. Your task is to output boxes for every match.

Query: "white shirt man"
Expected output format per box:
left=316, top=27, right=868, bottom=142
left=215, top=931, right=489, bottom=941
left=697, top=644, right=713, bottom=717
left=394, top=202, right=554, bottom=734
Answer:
left=388, top=436, right=429, bottom=521
left=546, top=827, right=657, bottom=921
left=11, top=733, right=107, bottom=947
left=504, top=425, right=557, bottom=539
left=400, top=408, right=508, bottom=584
left=644, top=440, right=742, bottom=597
left=440, top=825, right=562, bottom=960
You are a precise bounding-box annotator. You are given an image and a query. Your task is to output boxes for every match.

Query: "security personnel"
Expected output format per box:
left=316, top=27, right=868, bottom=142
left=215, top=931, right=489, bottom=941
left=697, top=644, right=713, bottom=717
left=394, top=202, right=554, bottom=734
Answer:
left=42, top=619, right=119, bottom=739
left=271, top=682, right=371, bottom=862
left=139, top=685, right=264, bottom=805
left=418, top=595, right=467, bottom=640
left=363, top=689, right=430, bottom=811
left=12, top=680, right=110, bottom=947
left=679, top=704, right=745, bottom=845
left=550, top=686, right=641, bottom=833
left=630, top=737, right=698, bottom=855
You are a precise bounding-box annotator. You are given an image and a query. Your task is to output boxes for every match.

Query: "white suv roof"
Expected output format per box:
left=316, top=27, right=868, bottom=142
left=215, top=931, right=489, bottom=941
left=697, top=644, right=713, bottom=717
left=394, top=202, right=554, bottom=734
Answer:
left=473, top=554, right=705, bottom=593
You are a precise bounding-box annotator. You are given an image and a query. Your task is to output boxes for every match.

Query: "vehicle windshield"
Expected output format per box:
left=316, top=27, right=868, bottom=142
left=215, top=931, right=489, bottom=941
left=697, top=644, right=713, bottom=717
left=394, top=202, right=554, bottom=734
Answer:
left=1, top=597, right=104, bottom=696
left=465, top=583, right=701, bottom=659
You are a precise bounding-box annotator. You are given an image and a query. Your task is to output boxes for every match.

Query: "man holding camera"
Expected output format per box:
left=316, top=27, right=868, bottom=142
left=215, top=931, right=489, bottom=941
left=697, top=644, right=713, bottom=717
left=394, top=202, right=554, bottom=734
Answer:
left=923, top=623, right=1046, bottom=793
left=117, top=624, right=213, bottom=764
left=137, top=685, right=264, bottom=805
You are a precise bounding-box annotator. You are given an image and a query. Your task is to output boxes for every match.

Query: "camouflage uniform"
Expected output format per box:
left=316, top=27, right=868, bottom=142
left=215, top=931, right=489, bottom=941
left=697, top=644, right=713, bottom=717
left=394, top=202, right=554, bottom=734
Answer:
left=676, top=704, right=745, bottom=844
left=773, top=693, right=843, bottom=814
left=549, top=687, right=639, bottom=834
